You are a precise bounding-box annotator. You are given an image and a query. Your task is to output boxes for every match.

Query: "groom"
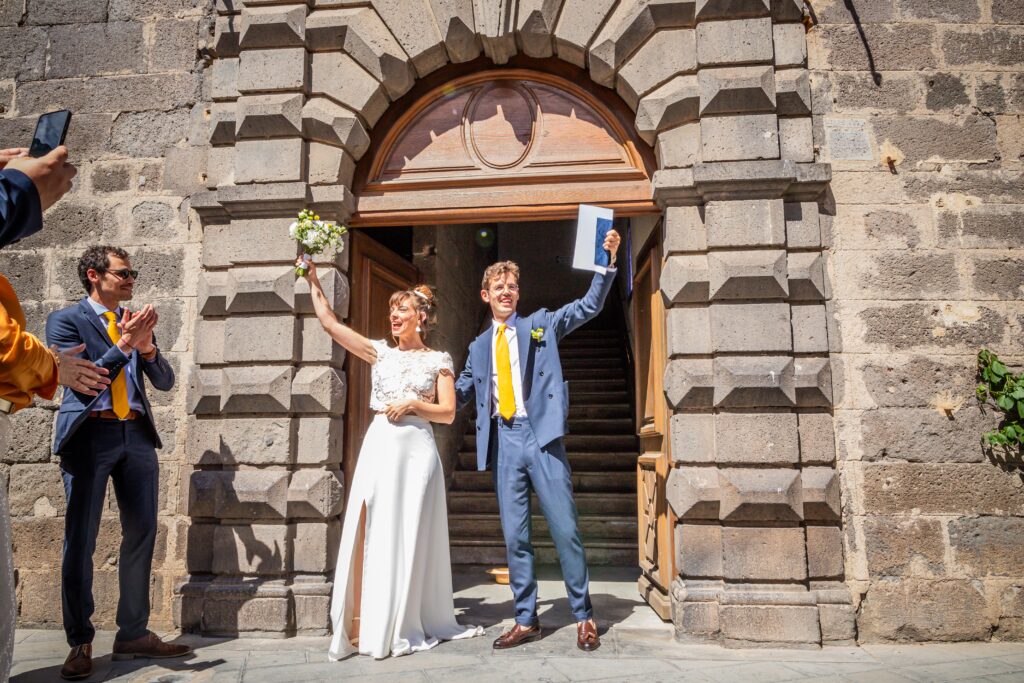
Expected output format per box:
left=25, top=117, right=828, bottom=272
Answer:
left=456, top=229, right=620, bottom=652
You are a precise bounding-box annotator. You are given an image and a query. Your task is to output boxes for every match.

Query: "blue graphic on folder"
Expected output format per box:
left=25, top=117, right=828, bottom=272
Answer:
left=594, top=217, right=613, bottom=268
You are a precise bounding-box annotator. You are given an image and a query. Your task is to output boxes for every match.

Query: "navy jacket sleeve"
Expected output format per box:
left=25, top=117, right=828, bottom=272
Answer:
left=139, top=333, right=175, bottom=392
left=0, top=170, right=43, bottom=249
left=45, top=308, right=132, bottom=404
left=454, top=344, right=475, bottom=410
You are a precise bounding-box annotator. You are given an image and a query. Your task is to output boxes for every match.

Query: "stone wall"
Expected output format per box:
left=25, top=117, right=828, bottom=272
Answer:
left=1, top=0, right=208, bottom=630
left=808, top=0, right=1024, bottom=641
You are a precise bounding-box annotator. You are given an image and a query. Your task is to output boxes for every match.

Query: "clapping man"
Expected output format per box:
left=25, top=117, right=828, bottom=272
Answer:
left=46, top=246, right=189, bottom=680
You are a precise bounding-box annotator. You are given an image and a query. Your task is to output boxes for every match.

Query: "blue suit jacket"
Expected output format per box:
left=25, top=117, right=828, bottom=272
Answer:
left=0, top=169, right=43, bottom=248
left=456, top=270, right=617, bottom=471
left=45, top=298, right=175, bottom=455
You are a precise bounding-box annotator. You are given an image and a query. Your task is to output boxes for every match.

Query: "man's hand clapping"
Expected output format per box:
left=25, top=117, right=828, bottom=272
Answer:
left=117, top=305, right=158, bottom=355
left=52, top=343, right=110, bottom=397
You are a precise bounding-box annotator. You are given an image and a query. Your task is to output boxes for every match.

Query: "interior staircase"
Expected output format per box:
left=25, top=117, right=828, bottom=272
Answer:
left=447, top=324, right=639, bottom=566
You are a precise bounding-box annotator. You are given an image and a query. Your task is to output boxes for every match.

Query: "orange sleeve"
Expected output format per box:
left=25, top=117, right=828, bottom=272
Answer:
left=0, top=276, right=58, bottom=410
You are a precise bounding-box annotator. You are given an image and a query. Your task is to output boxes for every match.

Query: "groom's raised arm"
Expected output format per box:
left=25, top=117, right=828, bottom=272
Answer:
left=548, top=269, right=617, bottom=343
left=455, top=348, right=475, bottom=410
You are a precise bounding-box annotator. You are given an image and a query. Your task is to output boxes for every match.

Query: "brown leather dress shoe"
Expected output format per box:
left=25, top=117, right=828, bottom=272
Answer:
left=492, top=623, right=542, bottom=649
left=60, top=644, right=92, bottom=681
left=111, top=631, right=192, bottom=661
left=577, top=619, right=600, bottom=651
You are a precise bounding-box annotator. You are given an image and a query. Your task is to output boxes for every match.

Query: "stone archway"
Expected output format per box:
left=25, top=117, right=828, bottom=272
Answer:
left=182, top=0, right=849, bottom=647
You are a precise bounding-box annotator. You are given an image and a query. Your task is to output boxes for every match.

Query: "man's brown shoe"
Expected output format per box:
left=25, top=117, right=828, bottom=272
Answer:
left=111, top=631, right=191, bottom=661
left=492, top=623, right=541, bottom=649
left=60, top=644, right=92, bottom=680
left=577, top=619, right=600, bottom=651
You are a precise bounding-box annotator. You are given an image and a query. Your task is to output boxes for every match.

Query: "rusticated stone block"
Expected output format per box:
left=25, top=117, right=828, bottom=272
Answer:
left=195, top=319, right=225, bottom=365
left=369, top=0, right=447, bottom=77
left=187, top=416, right=293, bottom=466
left=708, top=250, right=787, bottom=300
left=718, top=468, right=802, bottom=521
left=665, top=359, right=714, bottom=408
left=720, top=605, right=820, bottom=645
left=710, top=302, right=791, bottom=353
left=714, top=411, right=798, bottom=465
left=676, top=523, right=721, bottom=577
left=209, top=103, right=237, bottom=146
left=705, top=199, right=784, bottom=248
left=295, top=266, right=350, bottom=317
left=656, top=122, right=700, bottom=169
left=635, top=75, right=700, bottom=145
left=288, top=469, right=344, bottom=518
left=236, top=93, right=303, bottom=139
left=234, top=138, right=304, bottom=184
left=224, top=315, right=297, bottom=363
left=667, top=307, right=711, bottom=356
left=203, top=218, right=300, bottom=268
left=783, top=201, right=820, bottom=248
left=188, top=368, right=223, bottom=415
left=296, top=417, right=344, bottom=464
left=670, top=413, right=715, bottom=464
left=863, top=516, right=945, bottom=578
left=515, top=0, right=561, bottom=59
left=589, top=1, right=696, bottom=87
left=858, top=579, right=989, bottom=642
left=948, top=517, right=1024, bottom=578
left=473, top=0, right=516, bottom=63
left=295, top=592, right=331, bottom=633
left=672, top=587, right=720, bottom=638
left=714, top=356, right=795, bottom=407
left=617, top=28, right=697, bottom=111
left=695, top=0, right=769, bottom=20
left=701, top=114, right=779, bottom=162
left=309, top=143, right=355, bottom=186
left=226, top=267, right=295, bottom=313
left=864, top=463, right=1024, bottom=516
left=696, top=17, right=773, bottom=66
left=300, top=316, right=347, bottom=366
left=801, top=467, right=840, bottom=521
left=787, top=251, right=826, bottom=301
left=773, top=23, right=805, bottom=67
left=237, top=48, right=306, bottom=93
left=428, top=0, right=481, bottom=63
left=203, top=595, right=293, bottom=634
left=222, top=366, right=294, bottom=413
left=775, top=69, right=811, bottom=116
left=293, top=520, right=341, bottom=573
left=797, top=412, right=834, bottom=465
left=310, top=53, right=389, bottom=129
left=699, top=65, right=775, bottom=116
left=661, top=254, right=710, bottom=303
left=806, top=525, right=843, bottom=579
left=212, top=57, right=239, bottom=101
left=239, top=5, right=306, bottom=49
left=819, top=603, right=856, bottom=643
left=198, top=271, right=229, bottom=316
left=793, top=357, right=832, bottom=407
left=302, top=96, right=370, bottom=159
left=779, top=117, right=813, bottom=163
left=214, top=470, right=289, bottom=519
left=791, top=304, right=828, bottom=354
left=667, top=466, right=720, bottom=519
left=552, top=0, right=616, bottom=67
left=771, top=0, right=804, bottom=21
left=188, top=472, right=219, bottom=518
left=306, top=7, right=414, bottom=100
left=723, top=527, right=806, bottom=581
left=212, top=524, right=290, bottom=575
left=292, top=366, right=346, bottom=414
left=215, top=15, right=241, bottom=57
left=663, top=205, right=707, bottom=254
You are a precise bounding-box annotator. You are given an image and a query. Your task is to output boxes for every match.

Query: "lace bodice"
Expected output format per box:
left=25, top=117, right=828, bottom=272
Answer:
left=369, top=340, right=454, bottom=411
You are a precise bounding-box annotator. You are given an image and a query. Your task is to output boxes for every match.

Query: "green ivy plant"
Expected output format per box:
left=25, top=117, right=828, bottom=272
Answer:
left=976, top=349, right=1024, bottom=448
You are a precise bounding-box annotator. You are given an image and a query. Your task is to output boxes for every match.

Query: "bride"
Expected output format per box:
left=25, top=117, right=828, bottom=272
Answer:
left=298, top=258, right=484, bottom=660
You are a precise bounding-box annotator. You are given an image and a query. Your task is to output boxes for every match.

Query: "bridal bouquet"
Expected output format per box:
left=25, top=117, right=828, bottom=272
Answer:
left=290, top=209, right=348, bottom=276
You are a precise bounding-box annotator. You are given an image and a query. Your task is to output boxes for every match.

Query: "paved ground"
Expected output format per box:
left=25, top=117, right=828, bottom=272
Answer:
left=12, top=568, right=1024, bottom=682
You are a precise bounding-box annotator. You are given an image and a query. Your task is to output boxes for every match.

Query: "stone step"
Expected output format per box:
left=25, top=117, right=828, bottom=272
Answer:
left=462, top=417, right=635, bottom=437
left=569, top=390, right=630, bottom=405
left=449, top=514, right=636, bottom=541
left=562, top=367, right=626, bottom=381
left=457, top=450, right=638, bottom=471
left=556, top=347, right=622, bottom=359
left=561, top=357, right=627, bottom=370
left=452, top=470, right=634, bottom=493
left=450, top=541, right=637, bottom=566
left=464, top=433, right=637, bottom=451
left=448, top=492, right=636, bottom=515
left=569, top=404, right=632, bottom=419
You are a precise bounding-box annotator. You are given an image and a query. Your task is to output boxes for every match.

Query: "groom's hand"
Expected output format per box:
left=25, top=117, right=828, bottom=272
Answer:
left=603, top=229, right=621, bottom=266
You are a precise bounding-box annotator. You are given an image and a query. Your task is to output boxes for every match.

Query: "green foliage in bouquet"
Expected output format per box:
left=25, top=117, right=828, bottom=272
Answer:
left=290, top=209, right=348, bottom=275
left=976, top=349, right=1024, bottom=448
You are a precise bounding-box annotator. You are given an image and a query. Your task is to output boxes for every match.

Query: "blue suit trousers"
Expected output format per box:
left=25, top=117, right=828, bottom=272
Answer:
left=494, top=417, right=593, bottom=626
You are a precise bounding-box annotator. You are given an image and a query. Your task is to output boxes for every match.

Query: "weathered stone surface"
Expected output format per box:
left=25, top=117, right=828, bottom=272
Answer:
left=292, top=366, right=346, bottom=414
left=793, top=357, right=832, bottom=407
left=222, top=366, right=293, bottom=413
left=722, top=527, right=806, bottom=580
left=859, top=303, right=1007, bottom=352
left=203, top=218, right=298, bottom=268
left=236, top=93, right=303, bottom=139
left=514, top=0, right=562, bottom=58
left=831, top=72, right=922, bottom=114
left=237, top=48, right=307, bottom=93
left=667, top=465, right=720, bottom=519
left=863, top=516, right=945, bottom=578
left=293, top=520, right=340, bottom=573
left=308, top=143, right=355, bottom=186
left=302, top=96, right=371, bottom=159
left=663, top=205, right=706, bottom=253
left=296, top=417, right=344, bottom=465
left=309, top=53, right=389, bottom=130
left=858, top=579, right=991, bottom=642
left=936, top=205, right=1024, bottom=249
left=710, top=302, right=791, bottom=353
left=188, top=368, right=223, bottom=415
left=2, top=408, right=53, bottom=464
left=871, top=116, right=997, bottom=165
left=214, top=14, right=240, bottom=57
left=947, top=517, right=1024, bottom=578
left=806, top=525, right=843, bottom=579
left=773, top=23, right=805, bottom=67
left=635, top=75, right=700, bottom=145
left=46, top=21, right=145, bottom=79
left=816, top=25, right=937, bottom=71
left=223, top=315, right=296, bottom=363
left=801, top=467, right=840, bottom=521
left=791, top=303, right=828, bottom=354
left=819, top=603, right=856, bottom=643
left=696, top=0, right=769, bottom=20
left=661, top=254, right=710, bottom=303
left=665, top=358, right=714, bottom=408
left=798, top=412, right=835, bottom=465
left=26, top=0, right=106, bottom=25
left=656, top=123, right=701, bottom=169
left=676, top=523, right=721, bottom=577
left=225, top=267, right=295, bottom=313
left=784, top=202, right=820, bottom=248
left=863, top=463, right=1024, bottom=516
left=701, top=114, right=779, bottom=162
left=714, top=411, right=798, bottom=465
left=234, top=137, right=304, bottom=183
left=670, top=413, right=714, bottom=464
left=589, top=1, right=696, bottom=87
left=472, top=0, right=516, bottom=63
left=715, top=355, right=795, bottom=408
left=202, top=593, right=293, bottom=634
left=925, top=73, right=970, bottom=111
left=371, top=0, right=447, bottom=77
left=779, top=117, right=813, bottom=162
left=8, top=464, right=64, bottom=517
left=718, top=468, right=802, bottom=521
left=942, top=27, right=1023, bottom=67
left=287, top=469, right=344, bottom=518
left=428, top=0, right=481, bottom=63
left=212, top=524, right=290, bottom=574
left=788, top=251, right=826, bottom=301
left=617, top=28, right=697, bottom=111
left=708, top=250, right=787, bottom=300
left=667, top=306, right=711, bottom=356
left=705, top=199, right=784, bottom=247
left=16, top=73, right=198, bottom=114
left=239, top=5, right=306, bottom=48
left=972, top=256, right=1024, bottom=298
left=187, top=416, right=293, bottom=466
left=720, top=605, right=820, bottom=645
left=295, top=265, right=350, bottom=316
left=862, top=408, right=994, bottom=464
left=553, top=0, right=616, bottom=67
left=699, top=65, right=775, bottom=115
left=696, top=17, right=773, bottom=66
left=214, top=470, right=290, bottom=519
left=211, top=57, right=239, bottom=101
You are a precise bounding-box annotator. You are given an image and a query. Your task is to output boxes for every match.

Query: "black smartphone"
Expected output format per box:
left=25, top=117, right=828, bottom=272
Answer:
left=28, top=109, right=72, bottom=157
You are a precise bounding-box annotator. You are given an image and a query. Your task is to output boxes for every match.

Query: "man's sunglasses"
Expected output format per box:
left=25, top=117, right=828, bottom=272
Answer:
left=100, top=268, right=140, bottom=280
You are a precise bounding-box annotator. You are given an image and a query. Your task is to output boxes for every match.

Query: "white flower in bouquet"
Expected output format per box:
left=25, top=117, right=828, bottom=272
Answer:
left=291, top=209, right=348, bottom=275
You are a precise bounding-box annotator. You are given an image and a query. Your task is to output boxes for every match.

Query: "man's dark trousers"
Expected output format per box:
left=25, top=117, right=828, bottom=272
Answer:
left=60, top=418, right=158, bottom=646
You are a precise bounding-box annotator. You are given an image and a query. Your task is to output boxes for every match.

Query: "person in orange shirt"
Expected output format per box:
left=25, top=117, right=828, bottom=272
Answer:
left=1, top=145, right=108, bottom=683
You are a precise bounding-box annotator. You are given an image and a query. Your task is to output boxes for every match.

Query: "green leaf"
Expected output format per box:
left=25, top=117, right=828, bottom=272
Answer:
left=993, top=361, right=1009, bottom=377
left=1018, top=400, right=1024, bottom=419
left=1011, top=388, right=1024, bottom=400
left=997, top=395, right=1015, bottom=411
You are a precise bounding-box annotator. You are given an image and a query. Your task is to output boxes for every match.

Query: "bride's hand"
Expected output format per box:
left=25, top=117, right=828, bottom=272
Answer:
left=295, top=257, right=319, bottom=281
left=383, top=400, right=416, bottom=422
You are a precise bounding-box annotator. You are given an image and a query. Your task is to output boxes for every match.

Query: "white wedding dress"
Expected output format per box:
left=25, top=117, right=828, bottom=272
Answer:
left=328, top=340, right=483, bottom=660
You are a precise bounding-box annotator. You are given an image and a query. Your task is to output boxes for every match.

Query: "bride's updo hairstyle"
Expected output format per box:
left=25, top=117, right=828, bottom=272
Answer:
left=389, top=284, right=437, bottom=338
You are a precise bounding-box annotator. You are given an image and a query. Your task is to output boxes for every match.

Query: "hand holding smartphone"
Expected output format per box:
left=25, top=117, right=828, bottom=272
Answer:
left=29, top=110, right=72, bottom=157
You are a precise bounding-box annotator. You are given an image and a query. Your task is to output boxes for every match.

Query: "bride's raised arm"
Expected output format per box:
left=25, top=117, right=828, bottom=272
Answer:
left=297, top=259, right=377, bottom=364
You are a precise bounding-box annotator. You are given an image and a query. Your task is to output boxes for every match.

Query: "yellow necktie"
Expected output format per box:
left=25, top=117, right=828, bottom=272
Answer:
left=102, top=311, right=130, bottom=419
left=495, top=324, right=516, bottom=420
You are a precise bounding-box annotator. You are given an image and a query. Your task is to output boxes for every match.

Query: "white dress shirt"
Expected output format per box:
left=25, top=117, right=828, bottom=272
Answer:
left=86, top=298, right=145, bottom=414
left=491, top=314, right=527, bottom=418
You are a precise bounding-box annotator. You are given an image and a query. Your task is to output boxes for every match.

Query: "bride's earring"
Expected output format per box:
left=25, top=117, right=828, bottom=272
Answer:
left=416, top=325, right=422, bottom=334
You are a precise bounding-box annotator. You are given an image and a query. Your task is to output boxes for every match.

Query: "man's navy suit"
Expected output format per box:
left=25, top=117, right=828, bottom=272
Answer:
left=456, top=270, right=616, bottom=626
left=46, top=298, right=174, bottom=646
left=0, top=169, right=42, bottom=248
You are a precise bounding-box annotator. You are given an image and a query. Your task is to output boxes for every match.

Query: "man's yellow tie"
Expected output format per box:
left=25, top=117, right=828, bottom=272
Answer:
left=495, top=324, right=516, bottom=420
left=102, top=311, right=130, bottom=419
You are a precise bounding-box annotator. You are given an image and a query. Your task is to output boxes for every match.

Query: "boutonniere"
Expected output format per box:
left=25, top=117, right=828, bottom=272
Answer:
left=530, top=327, right=545, bottom=342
